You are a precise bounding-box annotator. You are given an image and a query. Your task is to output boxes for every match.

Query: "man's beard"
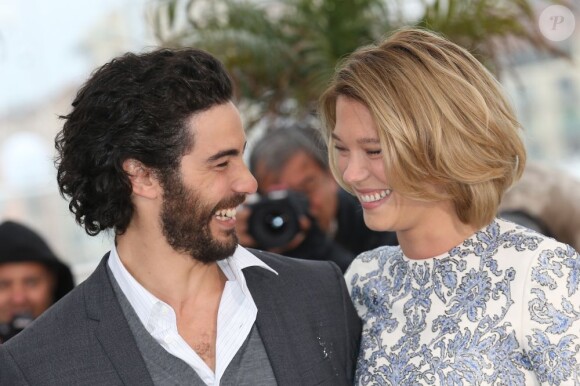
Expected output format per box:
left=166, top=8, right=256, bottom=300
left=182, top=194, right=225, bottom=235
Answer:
left=160, top=173, right=246, bottom=263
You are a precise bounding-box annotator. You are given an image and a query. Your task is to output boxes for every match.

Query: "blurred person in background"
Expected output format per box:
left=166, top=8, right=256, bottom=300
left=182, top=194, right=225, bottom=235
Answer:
left=319, top=27, right=580, bottom=385
left=0, top=221, right=74, bottom=343
left=499, top=161, right=580, bottom=250
left=236, top=126, right=397, bottom=272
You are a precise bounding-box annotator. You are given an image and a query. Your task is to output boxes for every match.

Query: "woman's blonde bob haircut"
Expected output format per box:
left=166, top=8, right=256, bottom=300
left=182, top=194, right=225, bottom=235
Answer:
left=319, top=28, right=526, bottom=228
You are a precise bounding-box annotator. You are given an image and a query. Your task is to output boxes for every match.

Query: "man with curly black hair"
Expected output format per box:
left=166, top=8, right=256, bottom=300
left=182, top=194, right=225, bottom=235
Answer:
left=0, top=48, right=360, bottom=385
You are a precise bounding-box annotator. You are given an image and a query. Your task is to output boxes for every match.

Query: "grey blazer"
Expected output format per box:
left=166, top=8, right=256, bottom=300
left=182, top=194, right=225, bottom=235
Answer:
left=0, top=249, right=361, bottom=385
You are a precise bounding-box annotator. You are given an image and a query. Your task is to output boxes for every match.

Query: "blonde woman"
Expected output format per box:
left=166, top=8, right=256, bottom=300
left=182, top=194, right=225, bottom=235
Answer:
left=319, top=28, right=580, bottom=385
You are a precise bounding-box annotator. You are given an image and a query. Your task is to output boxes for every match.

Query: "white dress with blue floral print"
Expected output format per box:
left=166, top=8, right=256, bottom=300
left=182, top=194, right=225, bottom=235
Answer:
left=346, top=218, right=580, bottom=385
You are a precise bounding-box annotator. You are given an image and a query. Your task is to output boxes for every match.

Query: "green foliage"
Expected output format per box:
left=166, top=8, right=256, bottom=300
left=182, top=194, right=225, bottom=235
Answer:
left=416, top=0, right=565, bottom=73
left=151, top=0, right=564, bottom=130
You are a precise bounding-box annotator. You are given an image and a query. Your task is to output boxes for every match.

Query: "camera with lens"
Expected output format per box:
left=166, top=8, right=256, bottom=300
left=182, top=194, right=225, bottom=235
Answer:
left=246, top=190, right=310, bottom=249
left=0, top=313, right=34, bottom=343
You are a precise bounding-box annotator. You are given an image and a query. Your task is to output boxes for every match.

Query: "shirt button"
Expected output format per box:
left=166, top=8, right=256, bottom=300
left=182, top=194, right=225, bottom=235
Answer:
left=164, top=335, right=174, bottom=344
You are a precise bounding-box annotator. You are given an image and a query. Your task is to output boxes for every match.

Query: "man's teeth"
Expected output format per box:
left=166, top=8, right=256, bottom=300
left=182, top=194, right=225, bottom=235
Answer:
left=360, top=189, right=392, bottom=203
left=215, top=208, right=237, bottom=220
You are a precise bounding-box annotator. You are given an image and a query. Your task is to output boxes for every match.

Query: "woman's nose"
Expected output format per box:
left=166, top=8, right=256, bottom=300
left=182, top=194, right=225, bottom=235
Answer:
left=342, top=156, right=368, bottom=184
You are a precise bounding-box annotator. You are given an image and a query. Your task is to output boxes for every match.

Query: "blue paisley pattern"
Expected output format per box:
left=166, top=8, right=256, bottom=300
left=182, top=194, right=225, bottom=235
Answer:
left=346, top=218, right=580, bottom=385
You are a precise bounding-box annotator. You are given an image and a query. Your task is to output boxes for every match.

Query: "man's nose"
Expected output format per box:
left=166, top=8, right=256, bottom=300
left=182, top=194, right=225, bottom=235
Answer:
left=9, top=285, right=28, bottom=306
left=235, top=165, right=258, bottom=195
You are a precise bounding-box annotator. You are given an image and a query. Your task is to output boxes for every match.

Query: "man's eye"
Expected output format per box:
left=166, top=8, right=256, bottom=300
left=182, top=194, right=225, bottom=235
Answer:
left=216, top=161, right=229, bottom=168
left=24, top=278, right=40, bottom=288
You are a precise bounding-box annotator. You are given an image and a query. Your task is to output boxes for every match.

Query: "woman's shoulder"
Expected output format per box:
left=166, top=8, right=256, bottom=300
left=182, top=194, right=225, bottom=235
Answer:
left=495, top=217, right=576, bottom=253
left=491, top=218, right=579, bottom=280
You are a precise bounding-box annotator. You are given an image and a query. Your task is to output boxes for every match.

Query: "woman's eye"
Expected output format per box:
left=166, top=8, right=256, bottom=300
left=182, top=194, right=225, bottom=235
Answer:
left=367, top=149, right=382, bottom=155
left=334, top=145, right=348, bottom=152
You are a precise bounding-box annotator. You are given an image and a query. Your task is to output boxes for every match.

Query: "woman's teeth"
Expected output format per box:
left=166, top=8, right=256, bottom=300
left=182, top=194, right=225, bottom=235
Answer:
left=360, top=189, right=392, bottom=203
left=215, top=208, right=237, bottom=220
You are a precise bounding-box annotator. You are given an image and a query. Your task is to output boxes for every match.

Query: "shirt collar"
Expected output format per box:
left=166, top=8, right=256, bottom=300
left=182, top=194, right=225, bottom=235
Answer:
left=107, top=244, right=277, bottom=330
left=217, top=246, right=278, bottom=298
left=224, top=245, right=278, bottom=275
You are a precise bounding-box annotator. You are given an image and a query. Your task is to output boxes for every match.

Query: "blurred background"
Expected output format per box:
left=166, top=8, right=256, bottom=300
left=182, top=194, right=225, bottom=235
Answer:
left=1, top=0, right=579, bottom=282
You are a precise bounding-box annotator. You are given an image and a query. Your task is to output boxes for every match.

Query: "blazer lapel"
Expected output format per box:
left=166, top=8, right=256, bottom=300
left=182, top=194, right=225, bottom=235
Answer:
left=244, top=267, right=303, bottom=386
left=85, top=255, right=154, bottom=386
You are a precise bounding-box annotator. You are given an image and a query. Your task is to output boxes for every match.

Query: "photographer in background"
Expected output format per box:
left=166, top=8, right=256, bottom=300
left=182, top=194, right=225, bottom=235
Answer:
left=236, top=126, right=398, bottom=272
left=0, top=221, right=74, bottom=343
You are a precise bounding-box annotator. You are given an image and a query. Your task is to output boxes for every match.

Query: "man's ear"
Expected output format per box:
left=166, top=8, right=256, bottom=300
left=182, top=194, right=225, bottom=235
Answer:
left=122, top=159, right=160, bottom=199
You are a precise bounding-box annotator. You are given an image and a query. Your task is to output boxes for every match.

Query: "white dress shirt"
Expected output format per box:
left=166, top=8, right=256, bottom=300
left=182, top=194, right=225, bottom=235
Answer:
left=108, top=244, right=277, bottom=386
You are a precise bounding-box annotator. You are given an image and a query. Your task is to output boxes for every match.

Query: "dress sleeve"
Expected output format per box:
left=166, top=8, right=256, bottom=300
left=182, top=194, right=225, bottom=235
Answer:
left=522, top=243, right=580, bottom=385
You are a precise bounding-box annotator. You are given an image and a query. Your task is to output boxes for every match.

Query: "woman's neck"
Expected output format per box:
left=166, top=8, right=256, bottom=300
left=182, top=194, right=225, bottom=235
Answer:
left=397, top=205, right=479, bottom=260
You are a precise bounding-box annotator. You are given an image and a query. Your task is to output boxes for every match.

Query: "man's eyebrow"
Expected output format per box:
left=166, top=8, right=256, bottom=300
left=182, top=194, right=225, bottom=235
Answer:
left=206, top=142, right=247, bottom=163
left=207, top=149, right=240, bottom=163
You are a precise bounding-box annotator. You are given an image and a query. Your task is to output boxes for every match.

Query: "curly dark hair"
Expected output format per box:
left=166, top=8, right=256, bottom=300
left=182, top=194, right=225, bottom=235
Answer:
left=55, top=48, right=233, bottom=236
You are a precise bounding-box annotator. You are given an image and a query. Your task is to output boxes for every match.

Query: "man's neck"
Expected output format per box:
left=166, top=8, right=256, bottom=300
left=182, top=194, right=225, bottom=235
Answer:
left=114, top=226, right=226, bottom=310
left=115, top=227, right=227, bottom=371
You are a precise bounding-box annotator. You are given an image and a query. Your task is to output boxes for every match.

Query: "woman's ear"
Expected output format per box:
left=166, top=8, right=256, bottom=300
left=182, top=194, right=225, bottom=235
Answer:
left=122, top=159, right=160, bottom=199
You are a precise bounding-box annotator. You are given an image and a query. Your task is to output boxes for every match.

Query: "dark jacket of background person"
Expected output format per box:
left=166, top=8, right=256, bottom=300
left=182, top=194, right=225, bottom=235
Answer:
left=286, top=189, right=398, bottom=272
left=0, top=250, right=361, bottom=386
left=0, top=221, right=74, bottom=342
left=499, top=161, right=580, bottom=250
